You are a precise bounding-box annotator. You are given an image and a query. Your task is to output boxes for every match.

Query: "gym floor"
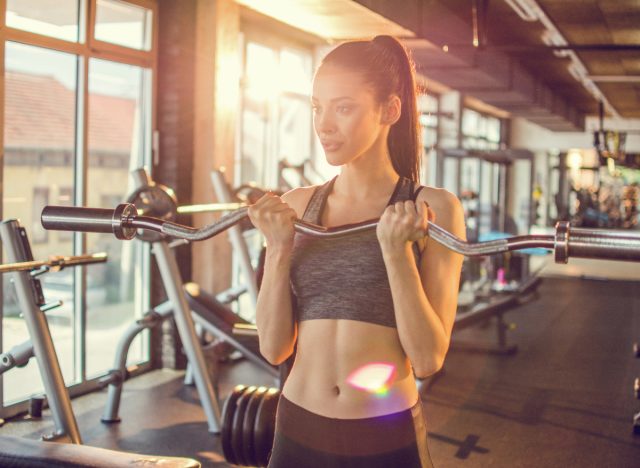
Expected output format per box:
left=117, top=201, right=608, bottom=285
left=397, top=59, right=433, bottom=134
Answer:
left=1, top=276, right=639, bottom=467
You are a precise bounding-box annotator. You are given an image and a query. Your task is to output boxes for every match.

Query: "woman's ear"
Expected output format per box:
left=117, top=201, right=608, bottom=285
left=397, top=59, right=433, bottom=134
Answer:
left=381, top=95, right=402, bottom=125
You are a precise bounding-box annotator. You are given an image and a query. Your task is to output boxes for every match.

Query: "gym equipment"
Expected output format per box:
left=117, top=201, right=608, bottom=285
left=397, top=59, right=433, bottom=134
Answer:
left=0, top=253, right=106, bottom=274
left=0, top=226, right=186, bottom=468
left=0, top=435, right=200, bottom=467
left=87, top=169, right=277, bottom=431
left=40, top=179, right=640, bottom=461
left=277, top=158, right=323, bottom=191
left=0, top=219, right=107, bottom=443
left=127, top=172, right=265, bottom=225
left=211, top=169, right=261, bottom=306
left=41, top=202, right=640, bottom=263
left=220, top=384, right=280, bottom=467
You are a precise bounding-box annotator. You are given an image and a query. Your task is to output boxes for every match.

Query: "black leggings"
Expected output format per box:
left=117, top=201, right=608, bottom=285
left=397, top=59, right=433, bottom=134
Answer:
left=267, top=395, right=434, bottom=468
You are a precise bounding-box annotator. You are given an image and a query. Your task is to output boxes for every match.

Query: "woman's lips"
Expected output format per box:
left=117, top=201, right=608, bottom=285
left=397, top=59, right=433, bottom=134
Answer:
left=321, top=141, right=343, bottom=152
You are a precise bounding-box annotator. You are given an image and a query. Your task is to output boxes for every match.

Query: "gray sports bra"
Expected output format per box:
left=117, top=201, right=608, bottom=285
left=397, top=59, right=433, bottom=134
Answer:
left=290, top=176, right=423, bottom=329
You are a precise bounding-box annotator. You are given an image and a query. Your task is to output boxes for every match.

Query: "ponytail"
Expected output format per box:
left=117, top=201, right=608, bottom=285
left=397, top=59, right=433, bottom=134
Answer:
left=320, top=35, right=421, bottom=182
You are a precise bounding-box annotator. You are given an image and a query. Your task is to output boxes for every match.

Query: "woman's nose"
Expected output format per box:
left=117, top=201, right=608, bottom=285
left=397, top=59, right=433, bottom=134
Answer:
left=315, top=112, right=336, bottom=135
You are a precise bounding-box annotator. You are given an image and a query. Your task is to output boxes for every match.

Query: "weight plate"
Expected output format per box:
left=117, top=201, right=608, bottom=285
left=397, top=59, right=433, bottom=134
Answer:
left=242, top=386, right=268, bottom=467
left=231, top=385, right=258, bottom=466
left=254, top=388, right=280, bottom=467
left=221, top=384, right=248, bottom=464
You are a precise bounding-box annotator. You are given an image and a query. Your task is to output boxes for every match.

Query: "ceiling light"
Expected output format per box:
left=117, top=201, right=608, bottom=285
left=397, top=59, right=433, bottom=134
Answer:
left=504, top=0, right=538, bottom=22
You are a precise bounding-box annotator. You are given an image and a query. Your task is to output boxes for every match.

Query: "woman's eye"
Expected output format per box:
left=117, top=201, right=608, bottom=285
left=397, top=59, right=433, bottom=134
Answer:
left=312, top=105, right=321, bottom=114
left=337, top=106, right=352, bottom=114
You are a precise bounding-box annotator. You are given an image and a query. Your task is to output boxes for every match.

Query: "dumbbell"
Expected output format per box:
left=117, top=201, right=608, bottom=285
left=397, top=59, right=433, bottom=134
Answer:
left=221, top=384, right=280, bottom=467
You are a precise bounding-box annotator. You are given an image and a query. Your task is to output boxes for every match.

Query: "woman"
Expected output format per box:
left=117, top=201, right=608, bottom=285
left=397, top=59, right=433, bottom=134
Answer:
left=248, top=35, right=466, bottom=467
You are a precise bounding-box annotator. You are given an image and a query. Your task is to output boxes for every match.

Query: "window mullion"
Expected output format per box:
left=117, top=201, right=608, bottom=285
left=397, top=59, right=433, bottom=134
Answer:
left=0, top=0, right=5, bottom=410
left=73, top=49, right=89, bottom=383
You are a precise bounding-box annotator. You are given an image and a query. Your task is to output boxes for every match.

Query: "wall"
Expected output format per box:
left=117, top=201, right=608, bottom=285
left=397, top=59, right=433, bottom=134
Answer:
left=511, top=117, right=640, bottom=152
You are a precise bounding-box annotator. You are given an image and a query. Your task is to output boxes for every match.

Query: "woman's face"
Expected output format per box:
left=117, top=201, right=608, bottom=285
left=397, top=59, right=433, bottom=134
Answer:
left=312, top=64, right=386, bottom=166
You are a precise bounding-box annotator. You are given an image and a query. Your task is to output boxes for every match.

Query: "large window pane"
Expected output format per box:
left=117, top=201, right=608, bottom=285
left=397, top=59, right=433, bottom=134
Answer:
left=6, top=0, right=80, bottom=42
left=418, top=94, right=439, bottom=186
left=95, top=0, right=153, bottom=51
left=462, top=109, right=479, bottom=137
left=279, top=96, right=311, bottom=165
left=240, top=42, right=312, bottom=187
left=280, top=48, right=311, bottom=95
left=240, top=43, right=277, bottom=186
left=2, top=42, right=77, bottom=403
left=462, top=108, right=501, bottom=150
left=85, top=58, right=149, bottom=378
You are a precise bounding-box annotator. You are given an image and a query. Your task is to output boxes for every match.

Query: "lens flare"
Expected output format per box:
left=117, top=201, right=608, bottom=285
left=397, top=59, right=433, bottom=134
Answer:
left=346, top=362, right=397, bottom=396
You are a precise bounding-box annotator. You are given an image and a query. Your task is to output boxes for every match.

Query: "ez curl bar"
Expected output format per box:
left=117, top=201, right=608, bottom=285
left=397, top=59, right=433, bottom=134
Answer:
left=41, top=203, right=640, bottom=263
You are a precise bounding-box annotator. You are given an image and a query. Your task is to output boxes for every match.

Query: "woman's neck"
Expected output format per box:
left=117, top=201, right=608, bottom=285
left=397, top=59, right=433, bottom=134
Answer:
left=334, top=144, right=399, bottom=202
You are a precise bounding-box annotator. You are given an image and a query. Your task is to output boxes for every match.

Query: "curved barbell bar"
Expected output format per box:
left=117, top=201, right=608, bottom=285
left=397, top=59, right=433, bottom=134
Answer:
left=41, top=204, right=640, bottom=264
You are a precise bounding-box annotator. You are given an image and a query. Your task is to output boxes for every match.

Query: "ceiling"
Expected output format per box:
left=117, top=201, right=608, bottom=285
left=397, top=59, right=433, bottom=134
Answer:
left=354, top=0, right=640, bottom=130
left=238, top=0, right=640, bottom=131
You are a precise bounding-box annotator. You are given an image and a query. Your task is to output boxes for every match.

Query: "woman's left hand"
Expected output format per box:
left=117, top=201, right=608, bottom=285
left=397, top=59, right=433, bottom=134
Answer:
left=376, top=201, right=435, bottom=253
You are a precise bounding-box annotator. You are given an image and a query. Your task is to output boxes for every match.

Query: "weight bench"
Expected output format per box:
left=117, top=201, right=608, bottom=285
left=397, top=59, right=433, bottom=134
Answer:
left=0, top=435, right=200, bottom=467
left=184, top=282, right=278, bottom=378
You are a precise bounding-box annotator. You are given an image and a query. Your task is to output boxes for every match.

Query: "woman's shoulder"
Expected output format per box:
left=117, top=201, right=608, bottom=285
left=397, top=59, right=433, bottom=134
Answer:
left=281, top=184, right=323, bottom=218
left=415, top=185, right=465, bottom=232
left=415, top=185, right=461, bottom=210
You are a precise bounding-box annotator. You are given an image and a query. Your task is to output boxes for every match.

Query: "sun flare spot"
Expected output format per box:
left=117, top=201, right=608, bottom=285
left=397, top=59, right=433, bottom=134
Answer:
left=346, top=362, right=397, bottom=395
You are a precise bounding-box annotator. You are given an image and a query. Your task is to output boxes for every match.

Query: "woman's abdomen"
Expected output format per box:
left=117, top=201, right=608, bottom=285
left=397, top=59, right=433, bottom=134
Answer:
left=281, top=318, right=420, bottom=419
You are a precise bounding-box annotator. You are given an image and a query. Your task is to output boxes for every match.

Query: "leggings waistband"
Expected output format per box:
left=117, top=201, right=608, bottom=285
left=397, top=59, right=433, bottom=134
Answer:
left=274, top=395, right=425, bottom=456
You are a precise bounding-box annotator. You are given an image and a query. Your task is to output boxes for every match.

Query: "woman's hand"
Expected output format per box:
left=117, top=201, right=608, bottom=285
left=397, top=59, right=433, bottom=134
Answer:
left=376, top=200, right=435, bottom=253
left=248, top=192, right=297, bottom=252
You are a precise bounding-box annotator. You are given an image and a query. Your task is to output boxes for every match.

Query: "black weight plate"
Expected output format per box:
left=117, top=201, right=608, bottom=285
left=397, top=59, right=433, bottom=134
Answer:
left=231, top=386, right=258, bottom=466
left=242, top=386, right=268, bottom=467
left=221, top=384, right=248, bottom=464
left=254, top=388, right=280, bottom=467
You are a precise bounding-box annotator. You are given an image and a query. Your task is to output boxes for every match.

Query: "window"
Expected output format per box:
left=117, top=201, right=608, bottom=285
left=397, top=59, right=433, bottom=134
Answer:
left=31, top=188, right=50, bottom=244
left=418, top=93, right=439, bottom=186
left=2, top=42, right=78, bottom=403
left=95, top=0, right=153, bottom=51
left=238, top=39, right=313, bottom=189
left=461, top=108, right=502, bottom=150
left=1, top=0, right=155, bottom=414
left=236, top=31, right=314, bottom=321
left=7, top=0, right=81, bottom=42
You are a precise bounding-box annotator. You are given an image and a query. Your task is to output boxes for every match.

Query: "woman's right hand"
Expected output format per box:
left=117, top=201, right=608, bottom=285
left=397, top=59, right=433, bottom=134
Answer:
left=248, top=192, right=297, bottom=252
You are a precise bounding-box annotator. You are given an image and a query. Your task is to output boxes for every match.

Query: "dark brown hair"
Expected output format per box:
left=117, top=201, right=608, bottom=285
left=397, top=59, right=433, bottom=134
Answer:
left=319, top=35, right=420, bottom=182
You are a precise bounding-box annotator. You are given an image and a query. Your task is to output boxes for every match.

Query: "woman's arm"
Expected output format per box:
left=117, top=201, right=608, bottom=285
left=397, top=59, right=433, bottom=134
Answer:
left=250, top=188, right=312, bottom=365
left=378, top=189, right=466, bottom=378
left=255, top=244, right=297, bottom=365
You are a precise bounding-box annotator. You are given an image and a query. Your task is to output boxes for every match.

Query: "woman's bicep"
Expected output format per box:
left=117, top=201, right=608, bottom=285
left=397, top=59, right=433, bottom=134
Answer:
left=418, top=190, right=466, bottom=337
